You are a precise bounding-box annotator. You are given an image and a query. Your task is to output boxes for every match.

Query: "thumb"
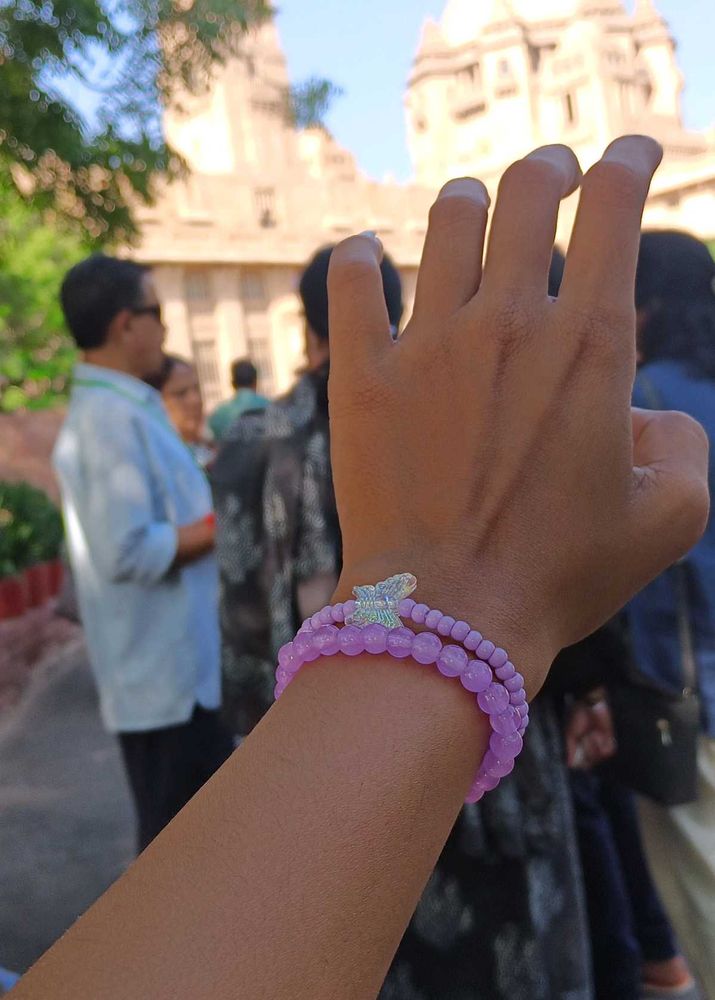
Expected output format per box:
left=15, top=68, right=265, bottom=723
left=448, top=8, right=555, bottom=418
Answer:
left=630, top=407, right=710, bottom=574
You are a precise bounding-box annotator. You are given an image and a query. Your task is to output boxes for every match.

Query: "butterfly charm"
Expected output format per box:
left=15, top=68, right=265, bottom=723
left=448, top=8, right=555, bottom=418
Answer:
left=347, top=573, right=418, bottom=628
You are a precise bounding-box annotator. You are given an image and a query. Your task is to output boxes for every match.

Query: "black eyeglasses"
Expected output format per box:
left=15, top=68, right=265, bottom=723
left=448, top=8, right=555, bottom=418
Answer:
left=132, top=304, right=163, bottom=323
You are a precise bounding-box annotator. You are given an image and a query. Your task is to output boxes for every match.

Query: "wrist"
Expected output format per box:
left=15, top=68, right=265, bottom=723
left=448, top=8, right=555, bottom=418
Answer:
left=334, top=551, right=555, bottom=698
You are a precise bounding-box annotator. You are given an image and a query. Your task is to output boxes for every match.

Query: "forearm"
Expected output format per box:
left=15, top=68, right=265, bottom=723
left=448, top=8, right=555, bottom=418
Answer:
left=174, top=517, right=215, bottom=567
left=16, top=651, right=492, bottom=1000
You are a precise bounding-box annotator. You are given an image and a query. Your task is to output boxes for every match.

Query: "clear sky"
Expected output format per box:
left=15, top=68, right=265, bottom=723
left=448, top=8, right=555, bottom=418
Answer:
left=276, top=0, right=713, bottom=182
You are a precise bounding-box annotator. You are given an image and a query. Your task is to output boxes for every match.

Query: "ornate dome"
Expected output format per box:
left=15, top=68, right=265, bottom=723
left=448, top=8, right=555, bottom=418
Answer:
left=439, top=0, right=625, bottom=46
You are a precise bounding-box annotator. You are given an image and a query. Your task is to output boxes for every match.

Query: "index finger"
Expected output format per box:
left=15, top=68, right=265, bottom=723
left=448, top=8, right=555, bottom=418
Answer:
left=559, top=136, right=662, bottom=315
left=327, top=232, right=391, bottom=376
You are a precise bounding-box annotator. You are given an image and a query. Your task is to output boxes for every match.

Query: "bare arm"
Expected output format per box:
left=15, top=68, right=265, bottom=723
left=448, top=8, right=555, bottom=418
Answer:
left=174, top=515, right=215, bottom=566
left=19, top=651, right=491, bottom=1000
left=14, top=138, right=709, bottom=1000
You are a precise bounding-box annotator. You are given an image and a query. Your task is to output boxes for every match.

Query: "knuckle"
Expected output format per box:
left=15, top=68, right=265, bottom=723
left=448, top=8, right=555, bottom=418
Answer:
left=331, top=357, right=390, bottom=415
left=560, top=302, right=635, bottom=367
left=670, top=411, right=709, bottom=452
left=581, top=160, right=644, bottom=209
left=670, top=475, right=710, bottom=550
left=483, top=295, right=535, bottom=357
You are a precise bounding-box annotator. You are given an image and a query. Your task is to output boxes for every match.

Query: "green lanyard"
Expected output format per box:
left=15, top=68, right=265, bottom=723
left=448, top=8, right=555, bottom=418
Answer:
left=74, top=376, right=206, bottom=472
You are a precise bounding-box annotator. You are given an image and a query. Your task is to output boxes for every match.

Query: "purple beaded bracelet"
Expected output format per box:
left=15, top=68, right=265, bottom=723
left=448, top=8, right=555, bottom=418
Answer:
left=273, top=575, right=529, bottom=804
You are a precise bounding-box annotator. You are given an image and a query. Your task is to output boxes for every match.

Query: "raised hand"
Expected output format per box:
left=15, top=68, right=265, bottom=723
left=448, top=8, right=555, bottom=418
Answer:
left=328, top=137, right=709, bottom=692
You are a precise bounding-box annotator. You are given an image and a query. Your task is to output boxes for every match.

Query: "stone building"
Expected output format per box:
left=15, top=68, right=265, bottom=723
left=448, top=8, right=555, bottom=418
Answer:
left=135, top=2, right=715, bottom=405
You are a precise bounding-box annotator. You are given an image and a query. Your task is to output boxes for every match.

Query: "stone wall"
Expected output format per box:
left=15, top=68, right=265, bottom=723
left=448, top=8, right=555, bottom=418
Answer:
left=0, top=409, right=64, bottom=502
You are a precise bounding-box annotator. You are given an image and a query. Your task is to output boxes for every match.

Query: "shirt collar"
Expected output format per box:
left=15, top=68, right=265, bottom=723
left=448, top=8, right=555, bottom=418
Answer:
left=73, top=362, right=162, bottom=407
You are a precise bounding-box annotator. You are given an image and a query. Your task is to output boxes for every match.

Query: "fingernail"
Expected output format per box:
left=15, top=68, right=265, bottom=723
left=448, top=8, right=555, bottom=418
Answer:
left=525, top=144, right=581, bottom=190
left=602, top=135, right=663, bottom=170
left=358, top=230, right=384, bottom=255
left=438, top=177, right=490, bottom=206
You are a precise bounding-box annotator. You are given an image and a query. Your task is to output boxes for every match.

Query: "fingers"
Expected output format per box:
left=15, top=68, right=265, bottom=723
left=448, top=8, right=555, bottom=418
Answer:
left=560, top=136, right=663, bottom=316
left=327, top=232, right=391, bottom=372
left=411, top=178, right=490, bottom=323
left=481, top=145, right=581, bottom=298
left=631, top=407, right=710, bottom=569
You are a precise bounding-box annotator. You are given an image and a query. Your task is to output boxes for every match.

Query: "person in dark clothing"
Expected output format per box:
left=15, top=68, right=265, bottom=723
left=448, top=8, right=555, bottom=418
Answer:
left=548, top=246, right=695, bottom=999
left=211, top=245, right=593, bottom=999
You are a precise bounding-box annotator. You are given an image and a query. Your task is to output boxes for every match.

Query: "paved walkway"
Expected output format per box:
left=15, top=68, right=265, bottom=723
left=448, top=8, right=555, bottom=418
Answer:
left=0, top=640, right=134, bottom=975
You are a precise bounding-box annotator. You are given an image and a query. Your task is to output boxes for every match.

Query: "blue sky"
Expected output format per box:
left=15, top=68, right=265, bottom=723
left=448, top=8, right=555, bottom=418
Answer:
left=276, top=0, right=713, bottom=182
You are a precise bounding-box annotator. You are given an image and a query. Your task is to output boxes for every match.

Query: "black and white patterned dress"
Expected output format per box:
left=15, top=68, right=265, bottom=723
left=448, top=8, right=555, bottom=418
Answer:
left=210, top=365, right=592, bottom=999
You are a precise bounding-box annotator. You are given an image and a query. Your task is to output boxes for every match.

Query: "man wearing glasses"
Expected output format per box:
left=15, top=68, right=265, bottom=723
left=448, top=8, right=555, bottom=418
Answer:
left=53, top=255, right=232, bottom=853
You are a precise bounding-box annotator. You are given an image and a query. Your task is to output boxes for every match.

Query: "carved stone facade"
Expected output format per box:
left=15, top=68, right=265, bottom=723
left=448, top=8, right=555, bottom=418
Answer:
left=134, top=5, right=715, bottom=405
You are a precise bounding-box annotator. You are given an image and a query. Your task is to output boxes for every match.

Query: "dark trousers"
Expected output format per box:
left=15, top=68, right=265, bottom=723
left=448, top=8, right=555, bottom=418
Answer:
left=119, top=705, right=234, bottom=853
left=570, top=770, right=678, bottom=1000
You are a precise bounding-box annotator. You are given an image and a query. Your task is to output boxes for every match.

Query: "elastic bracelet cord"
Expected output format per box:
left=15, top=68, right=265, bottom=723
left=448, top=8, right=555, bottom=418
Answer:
left=274, top=596, right=529, bottom=804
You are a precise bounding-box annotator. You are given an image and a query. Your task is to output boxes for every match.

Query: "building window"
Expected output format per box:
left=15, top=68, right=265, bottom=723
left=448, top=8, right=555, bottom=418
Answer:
left=192, top=339, right=223, bottom=410
left=241, top=268, right=267, bottom=307
left=458, top=62, right=482, bottom=89
left=244, top=312, right=276, bottom=395
left=498, top=58, right=511, bottom=78
left=183, top=269, right=222, bottom=408
left=255, top=187, right=277, bottom=228
left=185, top=270, right=212, bottom=307
left=563, top=91, right=577, bottom=127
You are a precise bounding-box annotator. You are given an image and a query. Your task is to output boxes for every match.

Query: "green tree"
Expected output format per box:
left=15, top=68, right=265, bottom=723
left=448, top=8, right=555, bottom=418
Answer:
left=0, top=0, right=274, bottom=241
left=0, top=1, right=339, bottom=409
left=0, top=173, right=84, bottom=410
left=288, top=77, right=343, bottom=130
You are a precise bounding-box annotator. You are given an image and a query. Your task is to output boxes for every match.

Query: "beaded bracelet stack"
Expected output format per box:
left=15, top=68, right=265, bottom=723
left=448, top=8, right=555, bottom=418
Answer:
left=274, top=574, right=529, bottom=804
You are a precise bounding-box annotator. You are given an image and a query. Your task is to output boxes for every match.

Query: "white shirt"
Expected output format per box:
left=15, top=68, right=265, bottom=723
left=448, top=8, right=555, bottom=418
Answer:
left=53, top=363, right=221, bottom=732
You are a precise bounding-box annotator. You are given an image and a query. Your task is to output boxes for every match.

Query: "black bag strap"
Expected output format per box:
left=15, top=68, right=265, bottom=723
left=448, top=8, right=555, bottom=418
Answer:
left=637, top=373, right=698, bottom=694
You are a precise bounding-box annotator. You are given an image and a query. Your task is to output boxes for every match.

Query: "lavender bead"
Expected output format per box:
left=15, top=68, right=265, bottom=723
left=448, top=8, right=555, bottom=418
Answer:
left=516, top=702, right=529, bottom=718
left=412, top=631, right=442, bottom=665
left=464, top=630, right=483, bottom=651
left=398, top=598, right=416, bottom=618
left=451, top=620, right=470, bottom=642
left=465, top=785, right=485, bottom=804
left=489, top=647, right=509, bottom=670
left=312, top=624, right=341, bottom=657
left=277, top=643, right=294, bottom=668
left=386, top=626, right=415, bottom=659
left=509, top=689, right=527, bottom=706
left=477, top=682, right=511, bottom=716
left=338, top=624, right=364, bottom=656
left=424, top=609, right=443, bottom=630
left=310, top=612, right=323, bottom=631
left=460, top=659, right=492, bottom=693
left=490, top=730, right=524, bottom=760
left=487, top=755, right=516, bottom=778
left=343, top=600, right=357, bottom=619
left=436, top=644, right=469, bottom=678
left=331, top=603, right=345, bottom=623
left=495, top=660, right=516, bottom=681
left=362, top=623, right=389, bottom=654
left=293, top=631, right=317, bottom=662
left=411, top=603, right=429, bottom=624
left=476, top=639, right=496, bottom=661
left=504, top=672, right=525, bottom=692
left=478, top=771, right=501, bottom=792
left=275, top=665, right=292, bottom=686
left=490, top=707, right=521, bottom=735
left=274, top=682, right=286, bottom=700
left=437, top=615, right=456, bottom=636
left=319, top=606, right=333, bottom=625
